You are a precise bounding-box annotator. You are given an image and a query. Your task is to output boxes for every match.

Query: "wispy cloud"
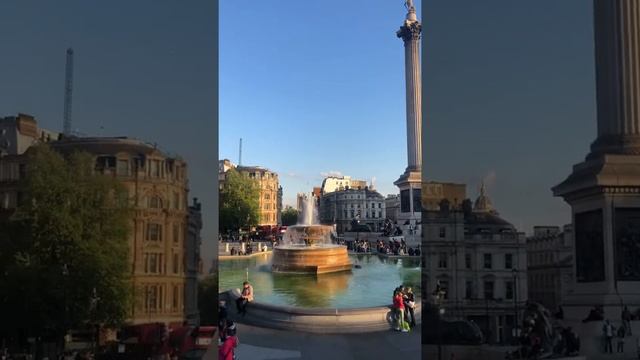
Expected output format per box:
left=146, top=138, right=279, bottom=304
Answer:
left=483, top=170, right=497, bottom=189
left=320, top=170, right=343, bottom=178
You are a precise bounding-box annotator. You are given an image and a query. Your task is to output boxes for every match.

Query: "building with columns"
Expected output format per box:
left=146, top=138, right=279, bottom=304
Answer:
left=526, top=225, right=573, bottom=312
left=394, top=0, right=422, bottom=243
left=423, top=186, right=527, bottom=345
left=552, top=1, right=640, bottom=356
left=319, top=187, right=386, bottom=234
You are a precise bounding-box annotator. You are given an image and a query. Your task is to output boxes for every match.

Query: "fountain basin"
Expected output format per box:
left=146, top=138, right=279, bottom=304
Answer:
left=272, top=244, right=352, bottom=274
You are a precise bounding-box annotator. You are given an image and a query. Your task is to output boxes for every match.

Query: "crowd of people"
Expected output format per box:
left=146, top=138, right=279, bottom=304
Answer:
left=392, top=285, right=417, bottom=332
left=228, top=244, right=268, bottom=256
left=376, top=239, right=421, bottom=257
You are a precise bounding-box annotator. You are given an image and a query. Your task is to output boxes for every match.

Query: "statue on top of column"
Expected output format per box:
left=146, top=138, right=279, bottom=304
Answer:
left=404, top=0, right=415, bottom=12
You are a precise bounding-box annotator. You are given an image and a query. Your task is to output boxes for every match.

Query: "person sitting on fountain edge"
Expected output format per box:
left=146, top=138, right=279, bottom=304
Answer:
left=236, top=281, right=254, bottom=316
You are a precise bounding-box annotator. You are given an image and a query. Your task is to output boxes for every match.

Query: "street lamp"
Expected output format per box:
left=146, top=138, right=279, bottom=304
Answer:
left=62, top=264, right=69, bottom=352
left=89, top=288, right=101, bottom=352
left=433, top=283, right=446, bottom=360
left=512, top=268, right=519, bottom=341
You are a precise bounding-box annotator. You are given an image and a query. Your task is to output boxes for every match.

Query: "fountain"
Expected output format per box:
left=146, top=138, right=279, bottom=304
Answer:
left=271, top=193, right=352, bottom=274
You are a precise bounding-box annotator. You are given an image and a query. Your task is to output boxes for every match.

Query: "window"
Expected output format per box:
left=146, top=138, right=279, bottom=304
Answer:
left=149, top=196, right=162, bottom=209
left=145, top=253, right=162, bottom=274
left=505, top=253, right=513, bottom=269
left=439, top=227, right=446, bottom=238
left=173, top=224, right=179, bottom=244
left=173, top=253, right=179, bottom=274
left=438, top=252, right=448, bottom=268
left=173, top=192, right=180, bottom=210
left=484, top=254, right=492, bottom=269
left=440, top=281, right=449, bottom=299
left=465, top=254, right=472, bottom=269
left=147, top=223, right=162, bottom=241
left=505, top=281, right=514, bottom=300
left=265, top=194, right=270, bottom=200
left=145, top=285, right=158, bottom=312
left=18, top=164, right=26, bottom=180
left=173, top=285, right=179, bottom=310
left=117, top=159, right=130, bottom=176
left=484, top=281, right=494, bottom=299
left=465, top=280, right=473, bottom=299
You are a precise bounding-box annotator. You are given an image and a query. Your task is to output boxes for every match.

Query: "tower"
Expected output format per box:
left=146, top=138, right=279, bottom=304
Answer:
left=394, top=0, right=422, bottom=245
left=63, top=48, right=74, bottom=136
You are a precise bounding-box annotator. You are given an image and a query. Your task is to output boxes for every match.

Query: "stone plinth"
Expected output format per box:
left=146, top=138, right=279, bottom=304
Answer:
left=271, top=245, right=352, bottom=274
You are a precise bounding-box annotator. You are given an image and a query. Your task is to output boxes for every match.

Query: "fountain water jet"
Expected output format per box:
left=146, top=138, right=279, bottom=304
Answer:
left=272, top=193, right=352, bottom=274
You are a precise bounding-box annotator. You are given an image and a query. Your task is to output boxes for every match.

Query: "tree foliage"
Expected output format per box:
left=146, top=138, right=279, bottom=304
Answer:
left=281, top=206, right=298, bottom=226
left=0, top=144, right=133, bottom=340
left=197, top=274, right=218, bottom=326
left=219, top=168, right=260, bottom=232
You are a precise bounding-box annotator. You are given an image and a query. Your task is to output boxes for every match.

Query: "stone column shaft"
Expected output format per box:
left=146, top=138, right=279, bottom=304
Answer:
left=591, top=0, right=640, bottom=156
left=398, top=12, right=422, bottom=171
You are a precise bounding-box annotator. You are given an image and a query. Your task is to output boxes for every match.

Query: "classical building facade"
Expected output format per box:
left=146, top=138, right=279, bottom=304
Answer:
left=422, top=181, right=467, bottom=211
left=50, top=137, right=191, bottom=325
left=0, top=116, right=199, bottom=325
left=218, top=160, right=280, bottom=226
left=385, top=194, right=400, bottom=223
left=423, top=186, right=528, bottom=345
left=185, top=198, right=203, bottom=325
left=319, top=187, right=386, bottom=234
left=320, top=175, right=367, bottom=195
left=526, top=225, right=573, bottom=312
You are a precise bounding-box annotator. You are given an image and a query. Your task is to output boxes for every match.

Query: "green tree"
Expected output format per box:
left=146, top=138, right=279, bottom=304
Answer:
left=197, top=274, right=218, bottom=326
left=0, top=144, right=132, bottom=347
left=281, top=206, right=298, bottom=226
left=219, top=168, right=260, bottom=232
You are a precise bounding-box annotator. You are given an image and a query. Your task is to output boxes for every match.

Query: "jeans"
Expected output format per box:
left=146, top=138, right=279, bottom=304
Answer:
left=236, top=297, right=248, bottom=315
left=395, top=309, right=405, bottom=330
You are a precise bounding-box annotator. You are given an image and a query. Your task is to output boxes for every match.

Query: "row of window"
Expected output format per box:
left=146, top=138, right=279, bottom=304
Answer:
left=146, top=223, right=185, bottom=244
left=96, top=156, right=185, bottom=181
left=437, top=252, right=514, bottom=270
left=438, top=279, right=515, bottom=300
left=143, top=252, right=183, bottom=274
left=147, top=192, right=183, bottom=210
left=143, top=283, right=183, bottom=313
left=343, top=210, right=383, bottom=219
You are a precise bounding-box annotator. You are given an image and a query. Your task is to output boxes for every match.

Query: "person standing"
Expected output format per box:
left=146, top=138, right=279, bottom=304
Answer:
left=622, top=306, right=633, bottom=335
left=617, top=325, right=625, bottom=353
left=603, top=319, right=615, bottom=354
left=403, top=287, right=416, bottom=328
left=236, top=281, right=254, bottom=316
left=393, top=290, right=407, bottom=332
left=218, top=323, right=238, bottom=360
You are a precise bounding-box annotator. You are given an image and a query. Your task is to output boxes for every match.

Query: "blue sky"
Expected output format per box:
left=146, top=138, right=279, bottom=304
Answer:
left=0, top=1, right=217, bottom=261
left=424, top=0, right=595, bottom=233
left=219, top=0, right=420, bottom=207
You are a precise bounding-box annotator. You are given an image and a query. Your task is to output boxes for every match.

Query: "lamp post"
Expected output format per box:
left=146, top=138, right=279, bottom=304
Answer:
left=512, top=268, right=519, bottom=341
left=62, top=264, right=69, bottom=354
left=89, top=288, right=100, bottom=352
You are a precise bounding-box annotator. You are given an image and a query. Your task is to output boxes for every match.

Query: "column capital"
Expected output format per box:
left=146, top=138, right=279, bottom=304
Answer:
left=397, top=20, right=422, bottom=42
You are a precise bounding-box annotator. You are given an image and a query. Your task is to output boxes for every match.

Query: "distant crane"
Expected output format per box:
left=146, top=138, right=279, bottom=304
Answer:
left=239, top=138, right=242, bottom=166
left=63, top=48, right=74, bottom=136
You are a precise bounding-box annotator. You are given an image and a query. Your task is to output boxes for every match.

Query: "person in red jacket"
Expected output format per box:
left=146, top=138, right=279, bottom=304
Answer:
left=393, top=289, right=407, bottom=332
left=219, top=322, right=239, bottom=360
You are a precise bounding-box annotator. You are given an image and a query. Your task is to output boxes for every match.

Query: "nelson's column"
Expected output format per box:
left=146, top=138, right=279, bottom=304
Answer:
left=394, top=0, right=422, bottom=245
left=553, top=1, right=640, bottom=356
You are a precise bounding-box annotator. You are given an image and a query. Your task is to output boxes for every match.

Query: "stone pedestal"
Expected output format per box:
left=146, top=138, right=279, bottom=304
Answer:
left=394, top=170, right=422, bottom=246
left=553, top=2, right=640, bottom=358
